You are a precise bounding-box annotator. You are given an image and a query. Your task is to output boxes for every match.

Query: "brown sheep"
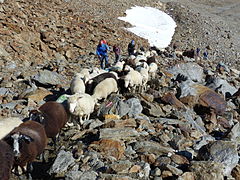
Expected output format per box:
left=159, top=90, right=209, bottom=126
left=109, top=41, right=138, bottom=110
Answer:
left=0, top=140, right=14, bottom=180
left=4, top=120, right=47, bottom=176
left=29, top=101, right=68, bottom=144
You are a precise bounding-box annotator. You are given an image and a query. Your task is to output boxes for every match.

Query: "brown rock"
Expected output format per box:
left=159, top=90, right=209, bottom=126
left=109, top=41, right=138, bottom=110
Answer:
left=140, top=153, right=156, bottom=164
left=180, top=172, right=195, bottom=180
left=104, top=118, right=137, bottom=128
left=25, top=87, right=53, bottom=102
left=232, top=164, right=240, bottom=180
left=140, top=93, right=154, bottom=102
left=171, top=154, right=189, bottom=165
left=161, top=92, right=185, bottom=109
left=129, top=165, right=141, bottom=173
left=161, top=170, right=173, bottom=178
left=92, top=139, right=125, bottom=160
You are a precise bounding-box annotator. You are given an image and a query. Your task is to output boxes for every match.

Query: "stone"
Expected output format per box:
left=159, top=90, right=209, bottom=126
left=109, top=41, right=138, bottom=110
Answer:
left=110, top=160, right=132, bottom=174
left=171, top=154, right=189, bottom=165
left=104, top=114, right=120, bottom=120
left=161, top=92, right=185, bottom=109
left=166, top=164, right=183, bottom=176
left=141, top=99, right=164, bottom=117
left=104, top=118, right=137, bottom=128
left=78, top=171, right=98, bottom=180
left=24, top=87, right=53, bottom=102
left=126, top=98, right=143, bottom=117
left=32, top=69, right=64, bottom=86
left=197, top=140, right=239, bottom=176
left=100, top=174, right=137, bottom=180
left=207, top=77, right=238, bottom=97
left=179, top=81, right=227, bottom=115
left=133, top=141, right=174, bottom=156
left=179, top=172, right=195, bottom=180
left=100, top=128, right=139, bottom=140
left=129, top=165, right=141, bottom=173
left=167, top=62, right=204, bottom=82
left=232, top=164, right=240, bottom=180
left=190, top=161, right=224, bottom=180
left=91, top=139, right=125, bottom=160
left=140, top=93, right=154, bottom=102
left=0, top=88, right=9, bottom=96
left=49, top=150, right=75, bottom=176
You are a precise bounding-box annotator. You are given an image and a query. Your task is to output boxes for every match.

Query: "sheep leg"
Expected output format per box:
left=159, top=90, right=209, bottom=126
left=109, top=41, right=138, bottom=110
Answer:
left=79, top=116, right=83, bottom=125
left=26, top=163, right=33, bottom=180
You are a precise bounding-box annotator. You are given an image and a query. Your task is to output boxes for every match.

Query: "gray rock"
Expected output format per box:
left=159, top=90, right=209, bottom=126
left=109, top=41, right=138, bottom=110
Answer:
left=190, top=161, right=224, bottom=180
left=207, top=77, right=238, bottom=97
left=82, top=119, right=104, bottom=130
left=65, top=165, right=82, bottom=180
left=100, top=174, right=137, bottom=180
left=78, top=171, right=98, bottom=180
left=141, top=99, right=164, bottom=117
left=49, top=150, right=75, bottom=175
left=0, top=44, right=10, bottom=58
left=0, top=88, right=9, bottom=96
left=126, top=98, right=143, bottom=117
left=166, top=164, right=183, bottom=176
left=100, top=128, right=139, bottom=140
left=198, top=140, right=239, bottom=175
left=0, top=102, right=18, bottom=109
left=32, top=70, right=64, bottom=86
left=168, top=62, right=204, bottom=82
left=116, top=100, right=130, bottom=117
left=133, top=141, right=174, bottom=156
left=110, top=160, right=132, bottom=173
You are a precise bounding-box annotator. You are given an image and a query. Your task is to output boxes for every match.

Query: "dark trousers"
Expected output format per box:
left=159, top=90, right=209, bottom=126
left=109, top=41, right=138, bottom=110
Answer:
left=100, top=55, right=109, bottom=69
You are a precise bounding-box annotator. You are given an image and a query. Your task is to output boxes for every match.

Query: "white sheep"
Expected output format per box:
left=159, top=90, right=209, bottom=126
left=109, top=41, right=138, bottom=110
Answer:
left=148, top=62, right=158, bottom=79
left=0, top=117, right=23, bottom=139
left=70, top=73, right=86, bottom=94
left=124, top=69, right=143, bottom=93
left=79, top=68, right=90, bottom=82
left=67, top=93, right=95, bottom=125
left=92, top=78, right=118, bottom=102
left=112, top=61, right=125, bottom=72
left=135, top=66, right=149, bottom=92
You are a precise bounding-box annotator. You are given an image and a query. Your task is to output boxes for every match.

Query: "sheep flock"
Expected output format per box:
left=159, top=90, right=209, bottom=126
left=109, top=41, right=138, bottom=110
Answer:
left=0, top=48, right=161, bottom=179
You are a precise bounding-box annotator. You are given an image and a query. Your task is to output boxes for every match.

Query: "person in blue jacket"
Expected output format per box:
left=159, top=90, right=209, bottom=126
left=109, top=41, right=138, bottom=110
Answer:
left=96, top=39, right=110, bottom=69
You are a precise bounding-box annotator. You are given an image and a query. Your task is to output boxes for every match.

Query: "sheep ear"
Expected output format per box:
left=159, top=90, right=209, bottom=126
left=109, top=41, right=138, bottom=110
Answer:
left=22, top=135, right=34, bottom=144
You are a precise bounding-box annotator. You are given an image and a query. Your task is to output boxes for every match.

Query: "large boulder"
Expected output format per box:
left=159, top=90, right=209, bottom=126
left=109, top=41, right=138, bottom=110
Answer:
left=197, top=140, right=239, bottom=176
left=168, top=62, right=204, bottom=82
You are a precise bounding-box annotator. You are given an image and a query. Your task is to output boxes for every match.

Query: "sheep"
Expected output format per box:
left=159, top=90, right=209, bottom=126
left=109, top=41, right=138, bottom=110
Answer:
left=124, top=69, right=143, bottom=93
left=135, top=66, right=149, bottom=92
left=148, top=62, right=158, bottom=79
left=86, top=72, right=118, bottom=95
left=29, top=101, right=68, bottom=144
left=67, top=93, right=95, bottom=125
left=112, top=60, right=125, bottom=72
left=0, top=140, right=14, bottom=180
left=92, top=78, right=118, bottom=102
left=79, top=68, right=90, bottom=82
left=4, top=120, right=47, bottom=176
left=0, top=117, right=23, bottom=139
left=70, top=73, right=86, bottom=94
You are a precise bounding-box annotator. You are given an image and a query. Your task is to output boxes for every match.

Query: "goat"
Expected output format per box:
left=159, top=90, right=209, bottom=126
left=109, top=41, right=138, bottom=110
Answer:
left=0, top=140, right=14, bottom=180
left=4, top=120, right=47, bottom=177
left=29, top=101, right=68, bottom=144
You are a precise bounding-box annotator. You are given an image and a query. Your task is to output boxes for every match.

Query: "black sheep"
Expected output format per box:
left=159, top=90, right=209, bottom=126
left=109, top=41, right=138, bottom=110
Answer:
left=86, top=72, right=118, bottom=95
left=0, top=140, right=14, bottom=180
left=4, top=121, right=47, bottom=176
left=29, top=101, right=68, bottom=144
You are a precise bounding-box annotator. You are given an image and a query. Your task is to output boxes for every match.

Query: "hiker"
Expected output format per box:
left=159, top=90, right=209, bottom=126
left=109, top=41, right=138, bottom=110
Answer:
left=113, top=45, right=121, bottom=63
left=96, top=39, right=110, bottom=69
left=203, top=50, right=208, bottom=60
left=128, top=40, right=135, bottom=56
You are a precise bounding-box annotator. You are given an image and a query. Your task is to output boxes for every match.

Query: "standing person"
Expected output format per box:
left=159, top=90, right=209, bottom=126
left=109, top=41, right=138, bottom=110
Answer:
left=96, top=39, right=110, bottom=69
left=128, top=40, right=135, bottom=56
left=113, top=45, right=121, bottom=63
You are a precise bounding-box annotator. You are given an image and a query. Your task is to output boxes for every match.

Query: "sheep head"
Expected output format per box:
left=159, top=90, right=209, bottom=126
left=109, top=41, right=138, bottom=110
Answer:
left=5, top=132, right=33, bottom=157
left=29, top=110, right=45, bottom=124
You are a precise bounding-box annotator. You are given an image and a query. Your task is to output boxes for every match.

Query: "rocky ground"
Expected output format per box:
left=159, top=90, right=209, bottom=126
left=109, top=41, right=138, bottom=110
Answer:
left=0, top=0, right=240, bottom=180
